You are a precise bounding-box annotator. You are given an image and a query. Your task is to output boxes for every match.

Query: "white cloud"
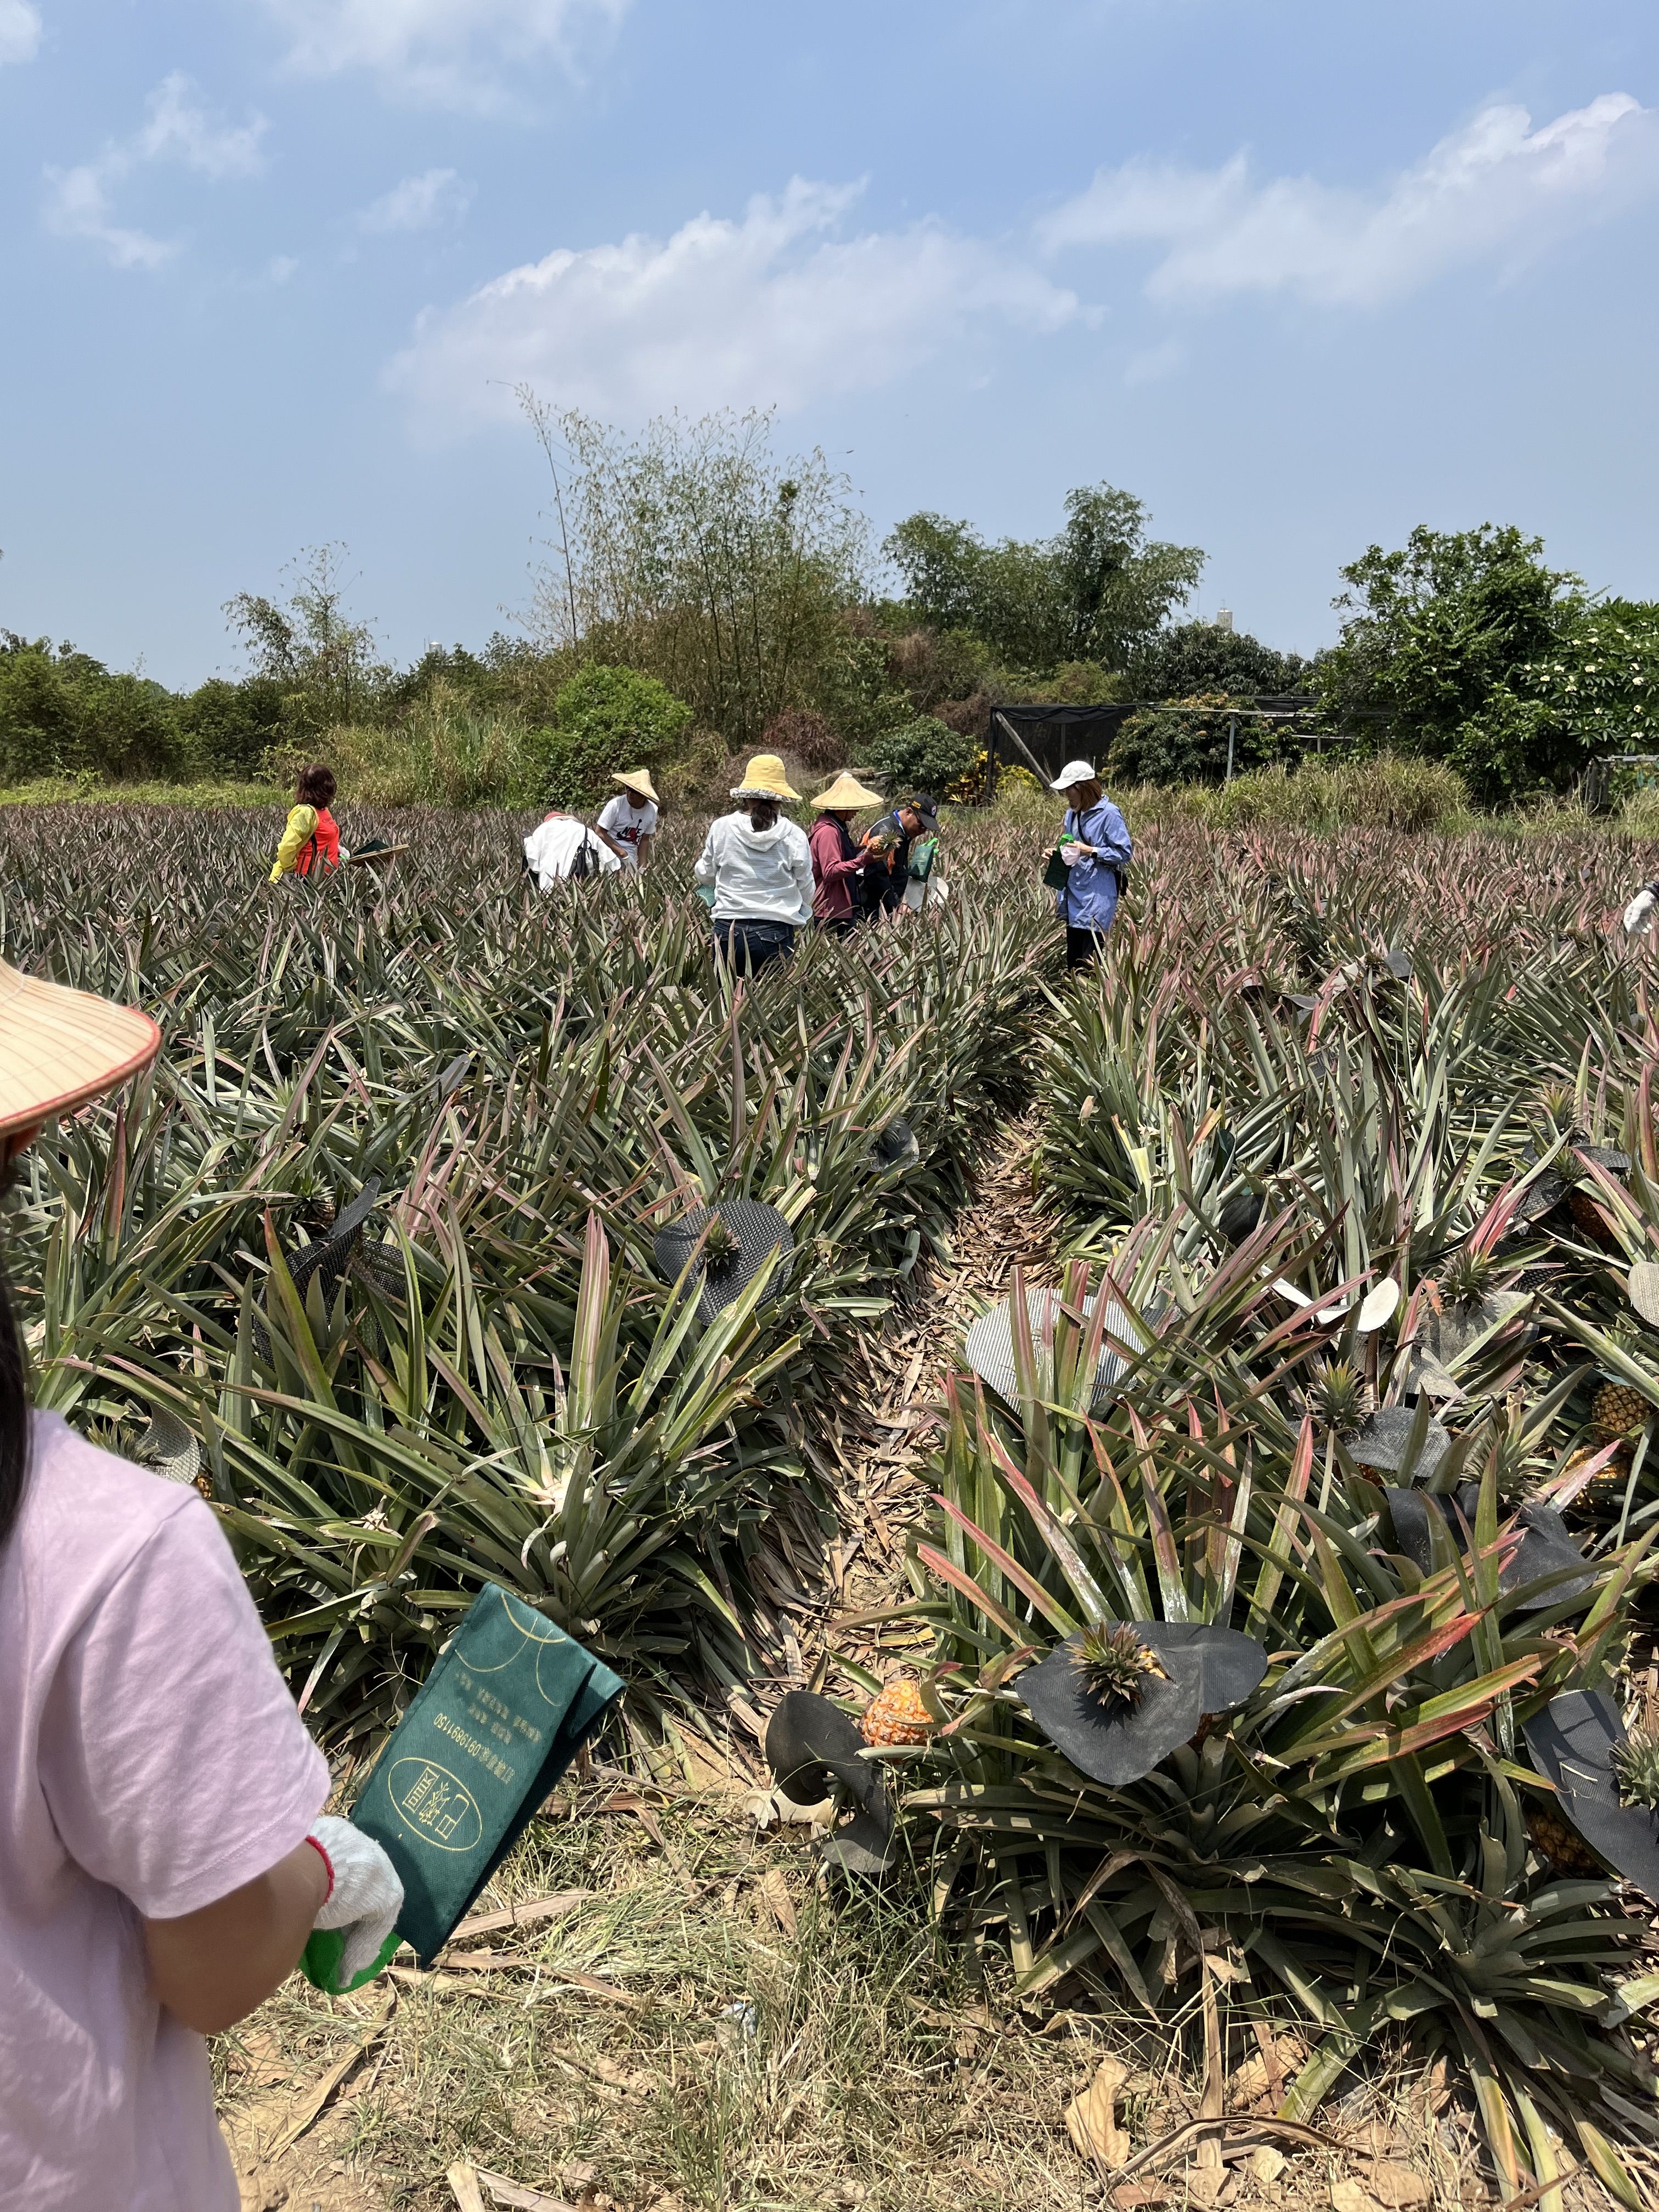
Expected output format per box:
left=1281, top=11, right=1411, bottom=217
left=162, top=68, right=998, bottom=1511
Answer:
left=264, top=0, right=628, bottom=108
left=357, top=167, right=472, bottom=233
left=388, top=177, right=1078, bottom=430
left=0, top=1, right=41, bottom=66
left=44, top=73, right=268, bottom=269
left=1041, top=93, right=1659, bottom=308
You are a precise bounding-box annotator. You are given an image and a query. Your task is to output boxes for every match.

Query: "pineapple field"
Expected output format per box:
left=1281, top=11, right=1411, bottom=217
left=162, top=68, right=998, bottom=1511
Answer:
left=7, top=800, right=1659, bottom=2211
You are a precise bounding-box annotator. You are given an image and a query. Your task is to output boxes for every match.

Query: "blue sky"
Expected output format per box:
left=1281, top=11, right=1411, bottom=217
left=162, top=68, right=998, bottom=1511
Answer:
left=3, top=1, right=1657, bottom=688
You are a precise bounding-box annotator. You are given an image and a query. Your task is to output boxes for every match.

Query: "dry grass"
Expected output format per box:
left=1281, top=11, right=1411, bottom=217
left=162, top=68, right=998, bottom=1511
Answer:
left=219, top=1782, right=1634, bottom=2212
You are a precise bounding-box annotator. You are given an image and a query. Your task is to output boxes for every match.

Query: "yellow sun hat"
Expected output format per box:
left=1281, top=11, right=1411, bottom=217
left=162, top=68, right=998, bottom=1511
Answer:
left=730, top=754, right=800, bottom=803
left=811, top=773, right=885, bottom=812
left=613, top=769, right=659, bottom=805
left=0, top=960, right=161, bottom=1139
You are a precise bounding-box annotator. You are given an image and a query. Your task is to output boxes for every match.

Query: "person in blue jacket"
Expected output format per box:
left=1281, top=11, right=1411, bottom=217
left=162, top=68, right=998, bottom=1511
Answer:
left=1048, top=759, right=1133, bottom=970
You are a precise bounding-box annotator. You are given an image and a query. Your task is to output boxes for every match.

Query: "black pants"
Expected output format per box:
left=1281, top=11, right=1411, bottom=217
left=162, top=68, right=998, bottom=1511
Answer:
left=715, top=919, right=796, bottom=973
left=816, top=916, right=858, bottom=939
left=1066, top=926, right=1108, bottom=972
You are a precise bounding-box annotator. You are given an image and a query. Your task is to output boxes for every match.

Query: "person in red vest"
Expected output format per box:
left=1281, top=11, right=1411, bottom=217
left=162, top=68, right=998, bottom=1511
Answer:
left=269, top=764, right=345, bottom=882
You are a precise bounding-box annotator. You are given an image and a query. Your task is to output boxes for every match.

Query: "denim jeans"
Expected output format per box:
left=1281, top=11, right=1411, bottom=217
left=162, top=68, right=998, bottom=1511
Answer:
left=714, top=919, right=797, bottom=973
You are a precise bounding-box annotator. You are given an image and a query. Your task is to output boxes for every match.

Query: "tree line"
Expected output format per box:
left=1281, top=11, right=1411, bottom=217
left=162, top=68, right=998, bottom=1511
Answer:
left=3, top=400, right=1656, bottom=809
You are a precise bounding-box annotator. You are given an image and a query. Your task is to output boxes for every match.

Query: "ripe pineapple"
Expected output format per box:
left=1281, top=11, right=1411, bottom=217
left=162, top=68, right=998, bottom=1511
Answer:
left=861, top=1677, right=935, bottom=1746
left=1592, top=1381, right=1651, bottom=1443
left=1563, top=1439, right=1635, bottom=1495
left=1526, top=1800, right=1602, bottom=1877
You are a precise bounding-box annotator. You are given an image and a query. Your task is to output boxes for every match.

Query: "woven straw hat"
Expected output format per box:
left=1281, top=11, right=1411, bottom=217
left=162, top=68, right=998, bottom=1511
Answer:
left=0, top=960, right=161, bottom=1139
left=730, top=753, right=800, bottom=802
left=811, top=772, right=884, bottom=812
left=613, top=768, right=659, bottom=804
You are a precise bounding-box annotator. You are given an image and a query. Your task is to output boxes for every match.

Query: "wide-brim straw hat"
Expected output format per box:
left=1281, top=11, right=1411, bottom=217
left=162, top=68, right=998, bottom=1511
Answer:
left=613, top=769, right=659, bottom=805
left=730, top=753, right=800, bottom=803
left=811, top=772, right=885, bottom=812
left=0, top=960, right=161, bottom=1138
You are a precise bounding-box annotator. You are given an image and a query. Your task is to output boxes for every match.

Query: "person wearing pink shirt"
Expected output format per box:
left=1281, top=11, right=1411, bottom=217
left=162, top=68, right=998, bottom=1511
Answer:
left=0, top=957, right=402, bottom=2210
left=807, top=772, right=884, bottom=936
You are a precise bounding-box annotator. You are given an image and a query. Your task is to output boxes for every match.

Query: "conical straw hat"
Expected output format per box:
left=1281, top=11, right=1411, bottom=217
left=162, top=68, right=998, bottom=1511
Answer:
left=730, top=753, right=800, bottom=802
left=0, top=960, right=161, bottom=1138
left=613, top=768, right=659, bottom=804
left=811, top=773, right=884, bottom=811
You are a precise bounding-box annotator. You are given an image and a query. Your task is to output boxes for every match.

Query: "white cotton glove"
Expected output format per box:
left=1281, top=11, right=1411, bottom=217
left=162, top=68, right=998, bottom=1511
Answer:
left=1060, top=842, right=1091, bottom=866
left=1624, top=885, right=1659, bottom=938
left=308, top=1815, right=404, bottom=1983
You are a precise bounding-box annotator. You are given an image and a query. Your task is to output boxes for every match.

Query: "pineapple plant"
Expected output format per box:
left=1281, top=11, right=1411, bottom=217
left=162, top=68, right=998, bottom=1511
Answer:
left=860, top=1677, right=935, bottom=1745
left=1611, top=1727, right=1659, bottom=1813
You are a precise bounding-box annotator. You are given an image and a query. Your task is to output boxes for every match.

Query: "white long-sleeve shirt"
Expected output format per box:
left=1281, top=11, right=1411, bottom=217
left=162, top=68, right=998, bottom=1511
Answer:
left=694, top=812, right=815, bottom=926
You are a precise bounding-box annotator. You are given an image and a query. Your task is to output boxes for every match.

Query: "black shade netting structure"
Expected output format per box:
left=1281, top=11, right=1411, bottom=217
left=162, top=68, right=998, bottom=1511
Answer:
left=652, top=1199, right=795, bottom=1327
left=963, top=1285, right=1136, bottom=1413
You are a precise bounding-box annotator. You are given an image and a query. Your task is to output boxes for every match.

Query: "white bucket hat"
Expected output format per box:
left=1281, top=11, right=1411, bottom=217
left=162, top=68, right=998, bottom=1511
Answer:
left=1050, top=759, right=1098, bottom=794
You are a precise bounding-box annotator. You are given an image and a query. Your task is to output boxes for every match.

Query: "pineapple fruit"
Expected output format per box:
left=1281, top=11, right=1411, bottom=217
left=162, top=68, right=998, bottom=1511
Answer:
left=1592, top=1381, right=1651, bottom=1443
left=861, top=1677, right=935, bottom=1746
left=1526, top=1801, right=1602, bottom=1877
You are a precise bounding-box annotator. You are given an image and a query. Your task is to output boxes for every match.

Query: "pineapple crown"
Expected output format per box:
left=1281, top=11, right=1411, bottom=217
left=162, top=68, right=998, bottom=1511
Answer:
left=1072, top=1623, right=1167, bottom=1708
left=699, top=1211, right=738, bottom=1262
left=1307, top=1358, right=1371, bottom=1439
left=1535, top=1082, right=1582, bottom=1138
left=1440, top=1245, right=1497, bottom=1311
left=1611, top=1728, right=1659, bottom=1814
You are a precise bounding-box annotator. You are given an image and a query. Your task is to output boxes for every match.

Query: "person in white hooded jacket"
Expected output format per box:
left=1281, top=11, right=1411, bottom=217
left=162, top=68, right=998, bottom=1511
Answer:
left=694, top=754, right=816, bottom=973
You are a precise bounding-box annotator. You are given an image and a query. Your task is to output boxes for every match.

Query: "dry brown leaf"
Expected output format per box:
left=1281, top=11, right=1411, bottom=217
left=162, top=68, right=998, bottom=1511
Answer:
left=1065, top=2055, right=1131, bottom=2167
left=1365, top=2163, right=1431, bottom=2209
left=473, top=2165, right=580, bottom=2210
left=1108, top=2189, right=1170, bottom=2210
left=267, top=1989, right=396, bottom=2160
left=449, top=2166, right=489, bottom=2212
left=1228, top=2034, right=1306, bottom=2109
left=1185, top=2167, right=1227, bottom=2209
left=446, top=1892, right=591, bottom=1946
left=755, top=1866, right=797, bottom=1936
left=1249, top=2147, right=1286, bottom=2185
left=1330, top=2182, right=1382, bottom=2212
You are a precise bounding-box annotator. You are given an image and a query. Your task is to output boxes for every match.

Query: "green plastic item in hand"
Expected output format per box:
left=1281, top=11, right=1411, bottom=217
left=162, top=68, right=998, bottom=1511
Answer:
left=300, top=1584, right=624, bottom=1991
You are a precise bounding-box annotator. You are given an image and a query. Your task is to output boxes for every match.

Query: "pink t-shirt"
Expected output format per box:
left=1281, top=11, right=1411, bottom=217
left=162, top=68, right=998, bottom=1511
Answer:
left=1, top=1413, right=330, bottom=2210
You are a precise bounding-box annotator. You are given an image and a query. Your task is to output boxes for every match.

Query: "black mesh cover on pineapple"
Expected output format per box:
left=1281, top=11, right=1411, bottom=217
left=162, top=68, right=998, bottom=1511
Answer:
left=652, top=1199, right=794, bottom=1327
left=963, top=1285, right=1138, bottom=1412
left=1523, top=1690, right=1659, bottom=1901
left=1341, top=1404, right=1452, bottom=1479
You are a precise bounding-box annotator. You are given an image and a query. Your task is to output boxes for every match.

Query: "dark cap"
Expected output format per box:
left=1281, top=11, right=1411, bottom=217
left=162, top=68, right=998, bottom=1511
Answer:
left=906, top=792, right=940, bottom=830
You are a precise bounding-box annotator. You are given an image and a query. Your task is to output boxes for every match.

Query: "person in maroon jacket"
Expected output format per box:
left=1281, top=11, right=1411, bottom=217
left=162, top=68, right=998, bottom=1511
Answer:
left=808, top=774, right=884, bottom=935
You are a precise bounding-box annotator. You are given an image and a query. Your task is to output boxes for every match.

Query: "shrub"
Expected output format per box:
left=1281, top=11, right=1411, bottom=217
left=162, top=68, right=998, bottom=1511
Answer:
left=760, top=707, right=842, bottom=774
left=1206, top=753, right=1470, bottom=834
left=176, top=677, right=287, bottom=778
left=546, top=664, right=695, bottom=810
left=866, top=714, right=979, bottom=797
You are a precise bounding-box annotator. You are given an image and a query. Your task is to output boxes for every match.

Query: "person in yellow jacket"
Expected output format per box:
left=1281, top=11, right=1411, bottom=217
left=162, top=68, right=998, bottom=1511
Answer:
left=269, top=765, right=346, bottom=883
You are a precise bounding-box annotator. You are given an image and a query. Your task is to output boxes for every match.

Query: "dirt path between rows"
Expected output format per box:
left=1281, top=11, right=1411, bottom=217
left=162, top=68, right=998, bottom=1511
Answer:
left=802, top=1108, right=1058, bottom=1684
